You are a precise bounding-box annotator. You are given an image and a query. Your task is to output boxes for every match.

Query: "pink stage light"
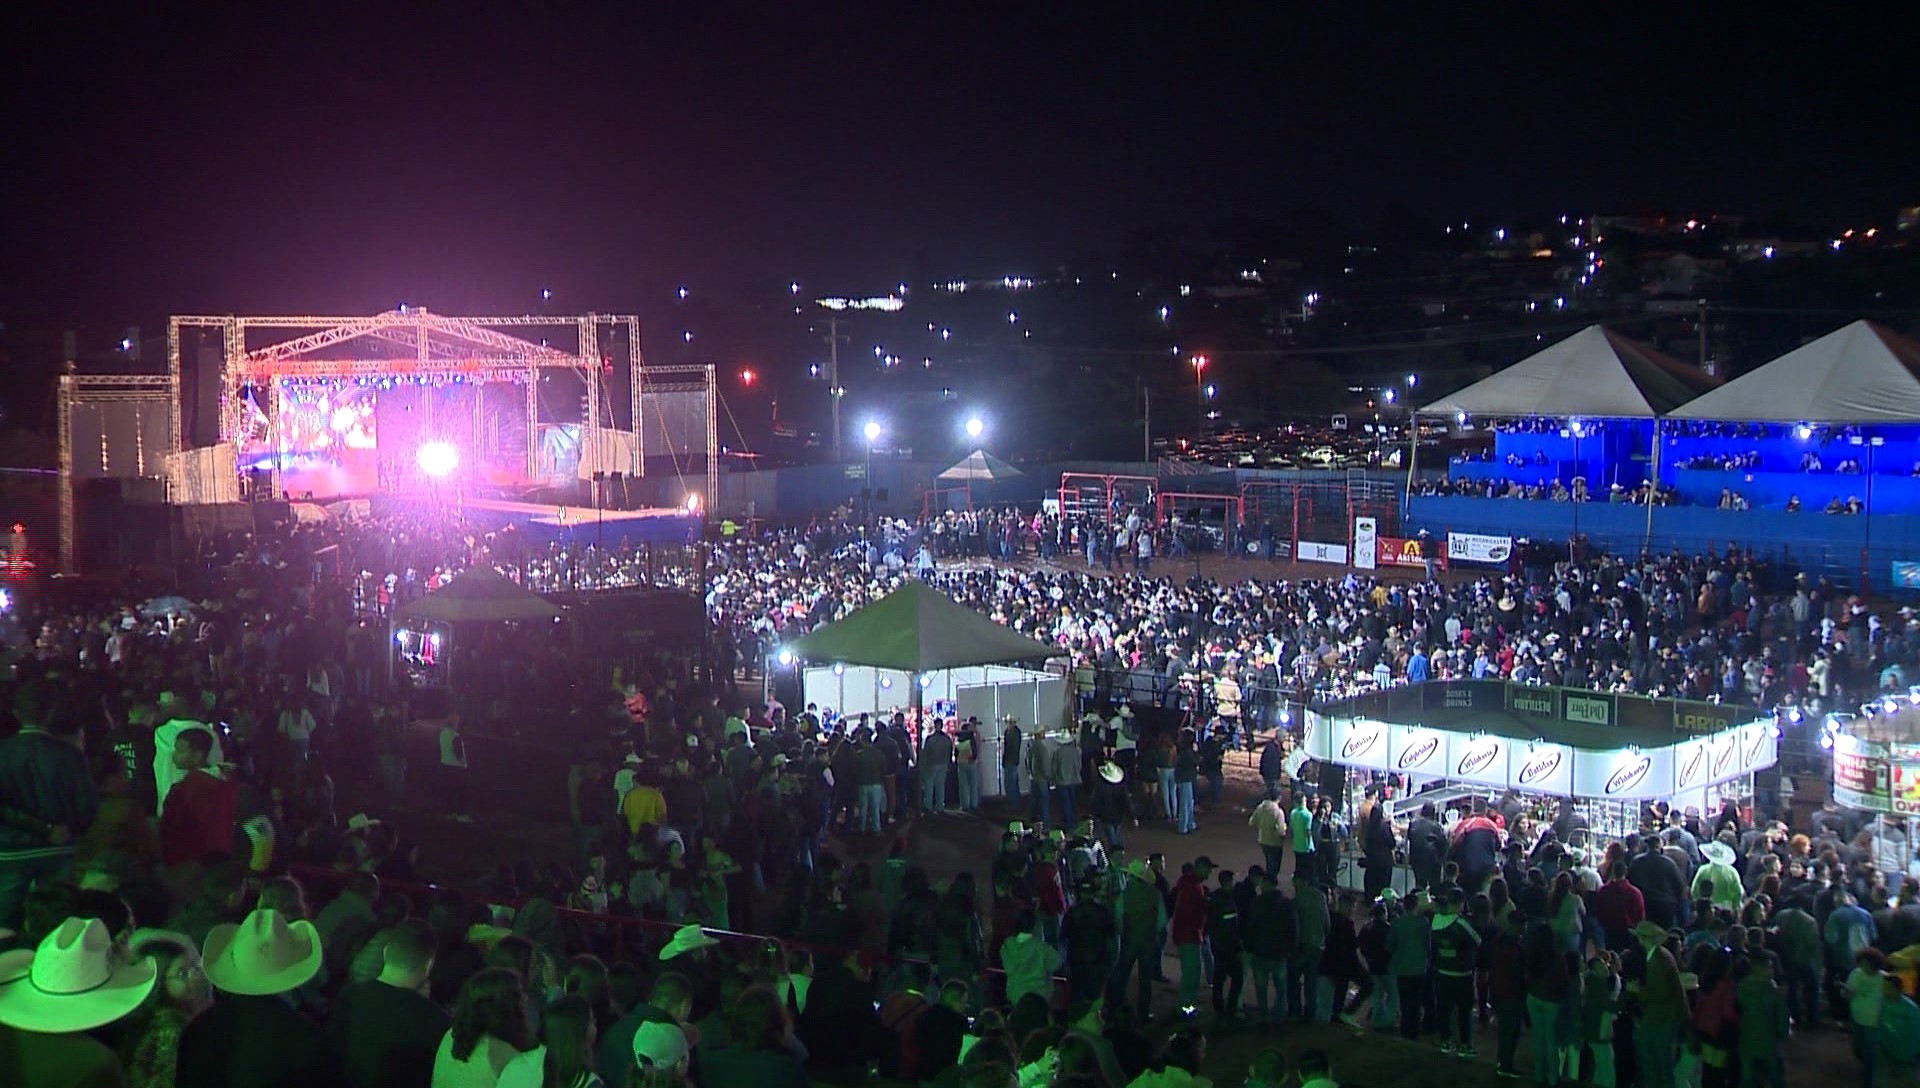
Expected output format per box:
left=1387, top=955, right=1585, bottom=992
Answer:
left=416, top=441, right=459, bottom=478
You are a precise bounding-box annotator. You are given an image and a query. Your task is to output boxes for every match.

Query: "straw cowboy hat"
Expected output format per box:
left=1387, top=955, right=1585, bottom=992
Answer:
left=0, top=917, right=157, bottom=1033
left=1700, top=841, right=1737, bottom=867
left=203, top=909, right=323, bottom=996
left=1631, top=920, right=1671, bottom=947
left=658, top=924, right=720, bottom=962
left=1098, top=761, right=1125, bottom=784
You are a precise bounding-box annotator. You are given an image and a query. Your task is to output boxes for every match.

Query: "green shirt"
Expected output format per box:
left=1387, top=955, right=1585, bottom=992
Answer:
left=1289, top=804, right=1315, bottom=853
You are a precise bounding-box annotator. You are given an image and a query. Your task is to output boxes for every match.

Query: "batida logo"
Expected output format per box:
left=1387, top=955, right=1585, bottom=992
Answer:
left=1456, top=740, right=1501, bottom=777
left=1678, top=745, right=1707, bottom=787
left=1605, top=755, right=1653, bottom=795
left=1341, top=724, right=1384, bottom=761
left=1744, top=728, right=1767, bottom=768
left=1517, top=749, right=1563, bottom=785
left=1396, top=735, right=1440, bottom=771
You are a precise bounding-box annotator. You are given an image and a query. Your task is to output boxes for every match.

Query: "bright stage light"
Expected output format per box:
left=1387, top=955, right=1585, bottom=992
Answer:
left=330, top=407, right=359, bottom=433
left=965, top=416, right=985, bottom=439
left=684, top=493, right=701, bottom=512
left=416, top=441, right=459, bottom=478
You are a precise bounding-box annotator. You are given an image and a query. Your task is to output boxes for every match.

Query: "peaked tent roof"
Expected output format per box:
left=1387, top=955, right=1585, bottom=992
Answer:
left=395, top=565, right=563, bottom=623
left=788, top=580, right=1055, bottom=672
left=1669, top=320, right=1920, bottom=424
left=938, top=450, right=1025, bottom=482
left=1418, top=325, right=1720, bottom=419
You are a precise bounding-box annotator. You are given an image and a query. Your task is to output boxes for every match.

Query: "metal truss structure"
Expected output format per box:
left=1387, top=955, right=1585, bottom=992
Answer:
left=636, top=362, right=720, bottom=513
left=168, top=309, right=644, bottom=484
left=56, top=373, right=177, bottom=572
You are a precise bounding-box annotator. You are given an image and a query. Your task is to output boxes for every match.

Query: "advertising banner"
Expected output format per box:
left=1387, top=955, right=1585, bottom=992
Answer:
left=1736, top=722, right=1776, bottom=777
left=1445, top=732, right=1511, bottom=789
left=1421, top=680, right=1501, bottom=711
left=1512, top=741, right=1574, bottom=795
left=1672, top=736, right=1714, bottom=794
left=1329, top=716, right=1391, bottom=772
left=1562, top=690, right=1614, bottom=727
left=1388, top=724, right=1447, bottom=777
left=1353, top=517, right=1377, bottom=570
left=1297, top=541, right=1350, bottom=565
left=1505, top=685, right=1558, bottom=718
left=1892, top=761, right=1920, bottom=816
left=1298, top=709, right=1332, bottom=762
left=1376, top=536, right=1438, bottom=570
left=1894, top=561, right=1920, bottom=590
left=1572, top=744, right=1676, bottom=801
left=1446, top=531, right=1512, bottom=565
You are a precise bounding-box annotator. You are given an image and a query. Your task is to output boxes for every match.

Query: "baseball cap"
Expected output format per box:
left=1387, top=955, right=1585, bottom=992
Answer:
left=633, top=1021, right=689, bottom=1069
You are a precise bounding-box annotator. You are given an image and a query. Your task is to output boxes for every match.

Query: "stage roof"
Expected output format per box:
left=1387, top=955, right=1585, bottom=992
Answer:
left=788, top=580, right=1056, bottom=672
left=1418, top=325, right=1719, bottom=419
left=1669, top=320, right=1920, bottom=424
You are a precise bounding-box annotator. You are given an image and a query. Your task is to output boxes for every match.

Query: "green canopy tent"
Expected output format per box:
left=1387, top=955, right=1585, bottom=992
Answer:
left=788, top=580, right=1057, bottom=726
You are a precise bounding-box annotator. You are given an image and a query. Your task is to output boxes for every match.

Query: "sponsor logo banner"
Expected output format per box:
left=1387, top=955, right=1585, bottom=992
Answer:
left=1390, top=725, right=1444, bottom=775
left=1505, top=685, right=1557, bottom=717
left=1297, top=541, right=1350, bottom=565
left=1572, top=745, right=1673, bottom=800
left=1376, top=536, right=1439, bottom=569
left=1514, top=743, right=1572, bottom=794
left=1563, top=691, right=1612, bottom=727
left=1446, top=532, right=1512, bottom=564
left=1447, top=733, right=1508, bottom=786
left=1330, top=717, right=1390, bottom=771
left=1353, top=518, right=1377, bottom=570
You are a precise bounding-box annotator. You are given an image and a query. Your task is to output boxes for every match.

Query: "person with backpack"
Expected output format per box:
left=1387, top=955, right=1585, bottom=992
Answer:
left=1431, top=886, right=1483, bottom=1057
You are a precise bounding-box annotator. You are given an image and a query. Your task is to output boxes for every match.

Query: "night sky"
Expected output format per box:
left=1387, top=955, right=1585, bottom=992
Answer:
left=6, top=6, right=1916, bottom=322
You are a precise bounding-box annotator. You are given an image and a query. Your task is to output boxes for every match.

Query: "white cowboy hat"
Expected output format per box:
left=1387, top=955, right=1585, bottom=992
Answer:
left=1700, top=841, right=1736, bottom=867
left=658, top=924, right=720, bottom=962
left=345, top=813, right=382, bottom=833
left=1117, top=705, right=1135, bottom=719
left=202, top=909, right=323, bottom=996
left=0, top=917, right=157, bottom=1033
left=1098, top=761, right=1125, bottom=784
left=1007, top=822, right=1026, bottom=837
left=634, top=1020, right=691, bottom=1070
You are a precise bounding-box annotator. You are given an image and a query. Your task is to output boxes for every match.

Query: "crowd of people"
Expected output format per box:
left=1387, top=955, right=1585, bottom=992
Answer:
left=4, top=501, right=1920, bottom=1088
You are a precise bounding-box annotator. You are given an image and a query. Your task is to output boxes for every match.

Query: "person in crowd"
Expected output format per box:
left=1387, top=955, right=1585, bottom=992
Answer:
left=1168, top=858, right=1211, bottom=1016
left=436, top=967, right=535, bottom=1088
left=0, top=917, right=155, bottom=1088
left=121, top=930, right=214, bottom=1088
left=701, top=984, right=808, bottom=1088
left=1431, top=886, right=1481, bottom=1057
left=496, top=992, right=601, bottom=1088
left=0, top=685, right=97, bottom=933
left=176, top=907, right=344, bottom=1087
left=157, top=727, right=237, bottom=871
left=329, top=919, right=450, bottom=1088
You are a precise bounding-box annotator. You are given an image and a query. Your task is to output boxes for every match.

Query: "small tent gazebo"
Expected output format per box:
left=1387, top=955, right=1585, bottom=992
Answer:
left=391, top=566, right=562, bottom=689
left=790, top=581, right=1065, bottom=791
left=926, top=450, right=1024, bottom=515
left=789, top=579, right=1052, bottom=672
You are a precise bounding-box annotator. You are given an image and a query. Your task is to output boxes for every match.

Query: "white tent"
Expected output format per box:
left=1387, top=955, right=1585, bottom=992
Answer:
left=1418, top=325, right=1718, bottom=419
left=1669, top=320, right=1920, bottom=424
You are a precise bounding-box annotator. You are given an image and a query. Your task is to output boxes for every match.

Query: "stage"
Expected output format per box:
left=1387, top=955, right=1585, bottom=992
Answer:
left=425, top=495, right=702, bottom=546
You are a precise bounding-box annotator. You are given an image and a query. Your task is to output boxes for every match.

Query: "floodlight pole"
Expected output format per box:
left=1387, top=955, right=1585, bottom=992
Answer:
left=823, top=315, right=846, bottom=461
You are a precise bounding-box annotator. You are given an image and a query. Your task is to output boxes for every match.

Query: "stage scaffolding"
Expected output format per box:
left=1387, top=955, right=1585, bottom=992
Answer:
left=168, top=310, right=643, bottom=484
left=56, top=373, right=178, bottom=573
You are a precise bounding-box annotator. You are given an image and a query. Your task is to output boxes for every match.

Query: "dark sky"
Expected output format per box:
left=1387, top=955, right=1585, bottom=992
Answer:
left=6, top=5, right=1916, bottom=321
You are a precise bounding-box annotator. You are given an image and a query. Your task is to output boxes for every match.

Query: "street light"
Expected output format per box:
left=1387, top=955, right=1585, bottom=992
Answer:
left=1190, top=354, right=1209, bottom=433
left=862, top=421, right=884, bottom=529
left=964, top=416, right=985, bottom=440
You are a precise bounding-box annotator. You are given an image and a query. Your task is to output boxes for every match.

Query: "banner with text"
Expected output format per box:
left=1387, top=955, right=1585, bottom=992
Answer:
left=1376, top=536, right=1440, bottom=570
left=1353, top=517, right=1377, bottom=570
left=1446, top=531, right=1513, bottom=565
left=1297, top=541, right=1350, bottom=565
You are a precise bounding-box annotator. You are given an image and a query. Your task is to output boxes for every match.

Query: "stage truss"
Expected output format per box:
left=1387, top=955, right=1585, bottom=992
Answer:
left=57, top=373, right=178, bottom=572
left=169, top=309, right=638, bottom=483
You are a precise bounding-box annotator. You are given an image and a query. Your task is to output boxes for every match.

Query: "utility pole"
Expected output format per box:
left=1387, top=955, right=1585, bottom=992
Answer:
left=1142, top=384, right=1151, bottom=463
left=1696, top=299, right=1709, bottom=375
left=822, top=315, right=846, bottom=460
